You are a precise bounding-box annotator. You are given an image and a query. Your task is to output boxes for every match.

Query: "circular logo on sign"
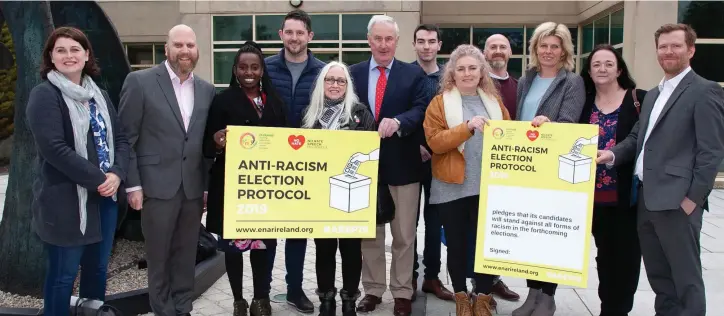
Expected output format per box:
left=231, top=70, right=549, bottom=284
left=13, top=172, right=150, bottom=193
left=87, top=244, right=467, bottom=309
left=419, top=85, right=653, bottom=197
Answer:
left=239, top=132, right=257, bottom=149
left=492, top=127, right=504, bottom=139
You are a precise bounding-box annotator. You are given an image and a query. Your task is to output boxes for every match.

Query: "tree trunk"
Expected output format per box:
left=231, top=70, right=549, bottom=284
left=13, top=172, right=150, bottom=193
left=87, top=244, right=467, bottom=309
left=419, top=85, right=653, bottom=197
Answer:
left=0, top=1, right=54, bottom=296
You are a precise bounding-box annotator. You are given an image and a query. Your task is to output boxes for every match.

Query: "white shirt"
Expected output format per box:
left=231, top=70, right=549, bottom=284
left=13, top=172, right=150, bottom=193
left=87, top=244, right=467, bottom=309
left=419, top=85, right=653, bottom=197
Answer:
left=126, top=61, right=196, bottom=193
left=634, top=66, right=692, bottom=181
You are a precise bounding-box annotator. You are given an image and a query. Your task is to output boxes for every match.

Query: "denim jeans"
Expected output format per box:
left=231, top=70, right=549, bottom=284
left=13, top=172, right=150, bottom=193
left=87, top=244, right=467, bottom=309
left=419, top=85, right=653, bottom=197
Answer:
left=43, top=197, right=117, bottom=316
left=267, top=238, right=307, bottom=296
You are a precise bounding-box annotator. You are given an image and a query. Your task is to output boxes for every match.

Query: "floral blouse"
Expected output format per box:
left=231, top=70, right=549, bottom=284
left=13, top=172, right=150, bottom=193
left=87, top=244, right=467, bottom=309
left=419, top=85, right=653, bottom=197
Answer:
left=590, top=106, right=620, bottom=205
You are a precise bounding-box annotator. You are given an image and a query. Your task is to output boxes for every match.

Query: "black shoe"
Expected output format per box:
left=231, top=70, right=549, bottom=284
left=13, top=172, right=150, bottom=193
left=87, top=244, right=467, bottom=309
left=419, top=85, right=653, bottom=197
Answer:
left=250, top=298, right=272, bottom=316
left=233, top=298, right=249, bottom=316
left=317, top=289, right=336, bottom=316
left=340, top=289, right=360, bottom=316
left=287, top=291, right=315, bottom=314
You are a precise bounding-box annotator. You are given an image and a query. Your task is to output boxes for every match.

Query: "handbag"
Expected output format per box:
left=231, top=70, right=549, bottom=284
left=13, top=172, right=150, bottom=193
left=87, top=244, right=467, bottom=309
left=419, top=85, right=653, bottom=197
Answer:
left=196, top=224, right=217, bottom=264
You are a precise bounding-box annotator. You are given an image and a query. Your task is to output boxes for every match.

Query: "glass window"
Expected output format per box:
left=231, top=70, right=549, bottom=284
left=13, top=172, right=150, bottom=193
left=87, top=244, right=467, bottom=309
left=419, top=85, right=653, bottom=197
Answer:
left=569, top=27, right=579, bottom=54
left=472, top=28, right=524, bottom=55
left=610, top=10, right=624, bottom=45
left=214, top=16, right=253, bottom=41
left=342, top=14, right=374, bottom=40
left=440, top=28, right=471, bottom=54
left=679, top=1, right=724, bottom=38
left=341, top=51, right=370, bottom=65
left=507, top=57, right=524, bottom=80
left=582, top=23, right=594, bottom=53
left=213, top=52, right=237, bottom=85
left=311, top=14, right=339, bottom=41
left=315, top=52, right=340, bottom=63
left=691, top=44, right=724, bottom=82
left=155, top=45, right=165, bottom=64
left=594, top=16, right=609, bottom=46
left=437, top=57, right=449, bottom=66
left=127, top=44, right=153, bottom=65
left=256, top=15, right=284, bottom=41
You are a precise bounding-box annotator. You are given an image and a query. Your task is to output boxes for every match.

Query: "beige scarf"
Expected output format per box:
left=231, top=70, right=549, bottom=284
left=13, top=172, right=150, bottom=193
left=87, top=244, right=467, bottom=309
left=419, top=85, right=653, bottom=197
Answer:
left=442, top=87, right=503, bottom=153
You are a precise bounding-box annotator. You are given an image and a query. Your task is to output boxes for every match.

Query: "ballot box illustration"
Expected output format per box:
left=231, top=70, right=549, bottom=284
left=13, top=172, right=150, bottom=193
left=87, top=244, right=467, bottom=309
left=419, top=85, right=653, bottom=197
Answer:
left=329, top=174, right=372, bottom=213
left=558, top=153, right=592, bottom=184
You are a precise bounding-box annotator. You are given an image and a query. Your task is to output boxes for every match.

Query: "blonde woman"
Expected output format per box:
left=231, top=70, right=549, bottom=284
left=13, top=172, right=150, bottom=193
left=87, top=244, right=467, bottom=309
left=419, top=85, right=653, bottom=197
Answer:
left=423, top=44, right=511, bottom=316
left=512, top=22, right=586, bottom=316
left=301, top=61, right=375, bottom=316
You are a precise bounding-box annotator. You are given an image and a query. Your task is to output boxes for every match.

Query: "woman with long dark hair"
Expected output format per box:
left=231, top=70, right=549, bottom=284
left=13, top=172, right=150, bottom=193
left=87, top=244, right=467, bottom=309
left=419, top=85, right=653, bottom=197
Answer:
left=202, top=41, right=286, bottom=316
left=579, top=44, right=643, bottom=316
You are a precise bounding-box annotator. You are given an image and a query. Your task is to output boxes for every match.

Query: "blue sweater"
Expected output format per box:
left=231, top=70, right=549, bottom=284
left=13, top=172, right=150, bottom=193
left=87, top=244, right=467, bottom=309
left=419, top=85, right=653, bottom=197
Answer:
left=265, top=49, right=325, bottom=127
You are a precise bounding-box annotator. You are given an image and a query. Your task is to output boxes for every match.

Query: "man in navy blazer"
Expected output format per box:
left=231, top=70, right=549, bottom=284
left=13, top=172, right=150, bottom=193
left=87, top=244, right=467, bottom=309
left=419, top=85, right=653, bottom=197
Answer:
left=348, top=15, right=429, bottom=316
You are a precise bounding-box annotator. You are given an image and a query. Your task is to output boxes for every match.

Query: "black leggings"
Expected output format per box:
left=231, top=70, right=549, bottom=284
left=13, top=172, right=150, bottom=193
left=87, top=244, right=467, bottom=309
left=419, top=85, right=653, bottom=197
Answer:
left=439, top=195, right=496, bottom=294
left=314, top=238, right=362, bottom=293
left=225, top=248, right=273, bottom=300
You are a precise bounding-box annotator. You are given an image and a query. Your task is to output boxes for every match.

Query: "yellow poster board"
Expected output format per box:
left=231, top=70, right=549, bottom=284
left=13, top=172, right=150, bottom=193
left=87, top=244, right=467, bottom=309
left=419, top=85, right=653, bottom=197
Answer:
left=223, top=126, right=380, bottom=239
left=474, top=120, right=597, bottom=288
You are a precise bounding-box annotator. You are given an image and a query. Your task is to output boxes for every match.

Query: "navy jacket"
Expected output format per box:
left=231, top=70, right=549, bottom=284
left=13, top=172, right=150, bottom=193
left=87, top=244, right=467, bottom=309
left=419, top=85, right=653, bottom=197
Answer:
left=26, top=81, right=129, bottom=247
left=349, top=58, right=429, bottom=185
left=265, top=49, right=325, bottom=127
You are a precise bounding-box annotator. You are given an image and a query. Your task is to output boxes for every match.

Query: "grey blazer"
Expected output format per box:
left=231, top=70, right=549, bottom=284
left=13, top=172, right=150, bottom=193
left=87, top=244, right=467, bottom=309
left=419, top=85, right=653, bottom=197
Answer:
left=118, top=63, right=216, bottom=200
left=516, top=67, right=586, bottom=122
left=612, top=70, right=724, bottom=211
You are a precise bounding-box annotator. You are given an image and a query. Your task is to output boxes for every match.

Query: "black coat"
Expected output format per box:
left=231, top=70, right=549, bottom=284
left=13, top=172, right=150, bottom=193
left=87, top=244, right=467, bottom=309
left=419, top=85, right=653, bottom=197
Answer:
left=579, top=88, right=645, bottom=210
left=202, top=85, right=287, bottom=235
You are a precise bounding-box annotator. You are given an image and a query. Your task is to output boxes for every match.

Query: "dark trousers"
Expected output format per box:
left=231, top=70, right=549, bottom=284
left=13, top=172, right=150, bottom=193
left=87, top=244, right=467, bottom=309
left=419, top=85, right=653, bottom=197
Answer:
left=592, top=203, right=641, bottom=316
left=267, top=238, right=307, bottom=296
left=142, top=187, right=203, bottom=316
left=43, top=198, right=117, bottom=316
left=226, top=246, right=275, bottom=300
left=413, top=164, right=442, bottom=281
left=637, top=185, right=705, bottom=316
left=439, top=195, right=495, bottom=294
left=315, top=238, right=362, bottom=293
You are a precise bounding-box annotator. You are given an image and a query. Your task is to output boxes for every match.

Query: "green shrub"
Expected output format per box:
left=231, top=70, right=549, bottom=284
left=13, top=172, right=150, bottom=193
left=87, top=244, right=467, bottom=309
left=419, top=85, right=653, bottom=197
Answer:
left=0, top=22, right=16, bottom=141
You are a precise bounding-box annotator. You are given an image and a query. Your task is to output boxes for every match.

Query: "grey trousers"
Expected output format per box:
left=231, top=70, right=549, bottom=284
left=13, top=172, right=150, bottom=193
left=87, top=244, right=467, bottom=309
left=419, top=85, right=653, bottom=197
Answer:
left=141, top=186, right=203, bottom=316
left=638, top=186, right=706, bottom=316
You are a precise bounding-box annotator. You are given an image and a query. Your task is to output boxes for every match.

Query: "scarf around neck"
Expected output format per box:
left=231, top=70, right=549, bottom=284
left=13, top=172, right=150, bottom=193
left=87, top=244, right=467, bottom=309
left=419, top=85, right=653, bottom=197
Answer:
left=318, top=97, right=346, bottom=130
left=46, top=70, right=116, bottom=235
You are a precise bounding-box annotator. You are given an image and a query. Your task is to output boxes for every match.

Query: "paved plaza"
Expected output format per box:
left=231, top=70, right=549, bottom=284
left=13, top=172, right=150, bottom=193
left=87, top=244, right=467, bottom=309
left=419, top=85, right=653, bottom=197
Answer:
left=1, top=175, right=722, bottom=315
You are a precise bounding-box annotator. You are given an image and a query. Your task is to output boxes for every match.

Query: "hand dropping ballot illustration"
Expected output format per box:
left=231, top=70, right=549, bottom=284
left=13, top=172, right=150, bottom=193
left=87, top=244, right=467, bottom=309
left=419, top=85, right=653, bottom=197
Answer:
left=222, top=126, right=380, bottom=239
left=329, top=149, right=380, bottom=213
left=474, top=120, right=598, bottom=288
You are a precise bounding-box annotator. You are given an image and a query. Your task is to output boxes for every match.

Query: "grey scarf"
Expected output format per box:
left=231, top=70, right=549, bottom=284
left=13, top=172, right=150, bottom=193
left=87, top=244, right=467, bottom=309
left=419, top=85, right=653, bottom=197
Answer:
left=318, top=97, right=347, bottom=130
left=47, top=70, right=115, bottom=235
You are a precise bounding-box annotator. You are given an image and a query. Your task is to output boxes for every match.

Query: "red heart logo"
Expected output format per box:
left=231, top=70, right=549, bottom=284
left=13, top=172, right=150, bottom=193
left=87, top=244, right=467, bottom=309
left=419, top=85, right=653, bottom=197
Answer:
left=526, top=130, right=539, bottom=141
left=288, top=135, right=306, bottom=150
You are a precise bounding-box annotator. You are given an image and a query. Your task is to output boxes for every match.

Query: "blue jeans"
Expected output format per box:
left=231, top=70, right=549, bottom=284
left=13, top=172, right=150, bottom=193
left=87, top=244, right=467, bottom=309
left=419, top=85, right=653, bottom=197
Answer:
left=267, top=238, right=307, bottom=296
left=43, top=197, right=117, bottom=316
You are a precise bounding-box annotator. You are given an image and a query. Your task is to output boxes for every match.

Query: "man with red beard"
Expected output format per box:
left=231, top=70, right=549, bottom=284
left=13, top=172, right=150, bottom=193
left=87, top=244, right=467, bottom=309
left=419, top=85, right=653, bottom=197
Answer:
left=119, top=24, right=216, bottom=316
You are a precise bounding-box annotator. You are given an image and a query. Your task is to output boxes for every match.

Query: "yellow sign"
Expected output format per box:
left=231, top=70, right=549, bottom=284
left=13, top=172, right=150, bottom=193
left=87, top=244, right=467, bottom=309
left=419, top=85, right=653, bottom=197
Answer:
left=223, top=126, right=380, bottom=239
left=474, top=120, right=597, bottom=288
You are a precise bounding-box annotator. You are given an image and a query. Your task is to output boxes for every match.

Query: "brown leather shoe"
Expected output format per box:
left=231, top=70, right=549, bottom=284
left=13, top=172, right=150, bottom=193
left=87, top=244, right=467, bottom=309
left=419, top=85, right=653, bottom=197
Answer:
left=491, top=279, right=520, bottom=301
left=393, top=298, right=412, bottom=316
left=355, top=294, right=382, bottom=312
left=472, top=294, right=494, bottom=316
left=421, top=279, right=454, bottom=301
left=454, top=292, right=473, bottom=316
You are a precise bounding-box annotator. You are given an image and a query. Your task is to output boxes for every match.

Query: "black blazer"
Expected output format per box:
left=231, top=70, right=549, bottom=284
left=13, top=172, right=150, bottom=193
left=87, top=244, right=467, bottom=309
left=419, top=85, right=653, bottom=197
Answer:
left=202, top=85, right=287, bottom=235
left=349, top=58, right=429, bottom=186
left=26, top=81, right=129, bottom=247
left=579, top=88, right=645, bottom=210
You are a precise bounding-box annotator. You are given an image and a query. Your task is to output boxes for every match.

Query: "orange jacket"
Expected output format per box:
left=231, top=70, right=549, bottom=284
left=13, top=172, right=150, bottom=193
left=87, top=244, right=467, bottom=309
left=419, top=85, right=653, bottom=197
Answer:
left=423, top=90, right=511, bottom=184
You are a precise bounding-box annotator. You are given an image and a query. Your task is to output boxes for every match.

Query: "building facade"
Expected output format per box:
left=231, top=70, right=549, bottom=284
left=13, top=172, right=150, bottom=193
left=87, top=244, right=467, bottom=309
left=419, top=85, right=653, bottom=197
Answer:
left=100, top=0, right=724, bottom=93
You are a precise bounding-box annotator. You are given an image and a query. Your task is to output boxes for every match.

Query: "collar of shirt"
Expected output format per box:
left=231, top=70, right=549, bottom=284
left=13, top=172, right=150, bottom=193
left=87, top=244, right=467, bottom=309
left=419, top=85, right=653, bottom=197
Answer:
left=411, top=60, right=443, bottom=77
left=489, top=71, right=510, bottom=80
left=658, top=66, right=691, bottom=92
left=165, top=60, right=195, bottom=84
left=369, top=57, right=394, bottom=73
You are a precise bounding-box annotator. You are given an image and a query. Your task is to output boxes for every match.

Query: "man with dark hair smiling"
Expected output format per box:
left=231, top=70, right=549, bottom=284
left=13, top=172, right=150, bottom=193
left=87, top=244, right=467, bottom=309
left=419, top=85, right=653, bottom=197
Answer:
left=264, top=9, right=325, bottom=314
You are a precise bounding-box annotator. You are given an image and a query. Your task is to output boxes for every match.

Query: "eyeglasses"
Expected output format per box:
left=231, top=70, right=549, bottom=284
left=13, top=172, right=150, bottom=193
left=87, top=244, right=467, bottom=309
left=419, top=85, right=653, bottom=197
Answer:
left=324, top=77, right=347, bottom=86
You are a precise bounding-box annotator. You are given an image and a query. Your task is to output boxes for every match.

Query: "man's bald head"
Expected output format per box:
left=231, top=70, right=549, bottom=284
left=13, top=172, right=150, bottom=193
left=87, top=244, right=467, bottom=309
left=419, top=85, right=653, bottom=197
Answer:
left=165, top=24, right=199, bottom=78
left=483, top=34, right=511, bottom=71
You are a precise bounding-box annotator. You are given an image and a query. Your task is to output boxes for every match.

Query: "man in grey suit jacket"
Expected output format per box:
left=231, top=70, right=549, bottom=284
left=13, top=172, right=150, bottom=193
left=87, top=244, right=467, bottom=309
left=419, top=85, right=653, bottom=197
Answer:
left=598, top=24, right=724, bottom=316
left=118, top=24, right=216, bottom=316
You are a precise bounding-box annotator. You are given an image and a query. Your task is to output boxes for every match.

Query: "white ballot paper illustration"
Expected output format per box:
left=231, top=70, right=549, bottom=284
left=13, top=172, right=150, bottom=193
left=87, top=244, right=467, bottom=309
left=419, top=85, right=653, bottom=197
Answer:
left=329, top=149, right=380, bottom=213
left=558, top=135, right=598, bottom=184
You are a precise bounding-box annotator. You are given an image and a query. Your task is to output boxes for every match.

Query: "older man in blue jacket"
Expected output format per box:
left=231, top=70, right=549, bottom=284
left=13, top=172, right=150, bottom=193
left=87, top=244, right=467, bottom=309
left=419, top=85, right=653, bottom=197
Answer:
left=263, top=9, right=325, bottom=314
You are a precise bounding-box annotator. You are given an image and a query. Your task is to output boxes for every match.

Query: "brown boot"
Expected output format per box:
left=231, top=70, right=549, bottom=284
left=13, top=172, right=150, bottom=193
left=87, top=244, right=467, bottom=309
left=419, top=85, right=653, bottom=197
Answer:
left=472, top=294, right=494, bottom=316
left=454, top=292, right=473, bottom=316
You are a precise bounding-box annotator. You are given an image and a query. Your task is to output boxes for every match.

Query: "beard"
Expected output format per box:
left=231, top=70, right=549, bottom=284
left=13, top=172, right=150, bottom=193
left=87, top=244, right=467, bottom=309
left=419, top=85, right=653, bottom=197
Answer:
left=490, top=60, right=506, bottom=70
left=286, top=41, right=307, bottom=56
left=168, top=54, right=198, bottom=75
